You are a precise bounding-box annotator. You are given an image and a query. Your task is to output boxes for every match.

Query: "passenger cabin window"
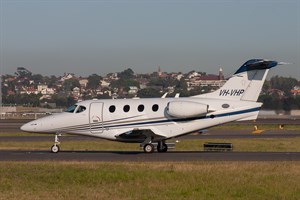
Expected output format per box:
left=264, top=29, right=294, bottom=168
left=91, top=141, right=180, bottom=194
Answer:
left=138, top=104, right=144, bottom=112
left=76, top=106, right=86, bottom=113
left=65, top=105, right=77, bottom=113
left=123, top=105, right=130, bottom=112
left=152, top=104, right=159, bottom=112
left=222, top=104, right=230, bottom=109
left=109, top=105, right=116, bottom=113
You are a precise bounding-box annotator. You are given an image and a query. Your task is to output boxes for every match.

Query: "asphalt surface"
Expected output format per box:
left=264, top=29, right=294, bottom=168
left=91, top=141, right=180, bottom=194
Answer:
left=0, top=150, right=299, bottom=161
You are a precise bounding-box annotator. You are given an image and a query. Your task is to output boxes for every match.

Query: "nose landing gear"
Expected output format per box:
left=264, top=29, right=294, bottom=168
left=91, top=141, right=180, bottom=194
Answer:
left=51, top=133, right=61, bottom=153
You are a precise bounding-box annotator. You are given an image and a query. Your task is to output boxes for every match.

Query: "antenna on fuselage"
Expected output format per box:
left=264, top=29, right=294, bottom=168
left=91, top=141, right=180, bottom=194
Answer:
left=161, top=93, right=168, bottom=98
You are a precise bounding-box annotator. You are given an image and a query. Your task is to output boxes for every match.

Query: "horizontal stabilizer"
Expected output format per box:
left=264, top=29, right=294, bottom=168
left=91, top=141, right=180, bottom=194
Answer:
left=234, top=59, right=278, bottom=74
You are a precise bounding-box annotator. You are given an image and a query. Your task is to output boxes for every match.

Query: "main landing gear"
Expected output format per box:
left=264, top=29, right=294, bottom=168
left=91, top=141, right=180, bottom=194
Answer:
left=142, top=140, right=168, bottom=153
left=157, top=141, right=168, bottom=153
left=143, top=143, right=155, bottom=153
left=51, top=133, right=61, bottom=153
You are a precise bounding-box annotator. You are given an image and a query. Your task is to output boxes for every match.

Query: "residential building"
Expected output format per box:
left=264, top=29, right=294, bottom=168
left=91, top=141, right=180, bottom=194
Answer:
left=291, top=86, right=300, bottom=96
left=128, top=86, right=139, bottom=95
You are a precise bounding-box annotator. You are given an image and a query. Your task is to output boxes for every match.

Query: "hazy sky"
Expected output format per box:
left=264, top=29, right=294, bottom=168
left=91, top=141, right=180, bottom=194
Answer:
left=1, top=0, right=299, bottom=79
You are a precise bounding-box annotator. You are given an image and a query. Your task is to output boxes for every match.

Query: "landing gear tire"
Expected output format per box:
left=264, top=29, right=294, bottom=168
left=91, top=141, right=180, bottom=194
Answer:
left=51, top=133, right=61, bottom=153
left=143, top=144, right=154, bottom=153
left=157, top=143, right=168, bottom=153
left=51, top=145, right=60, bottom=153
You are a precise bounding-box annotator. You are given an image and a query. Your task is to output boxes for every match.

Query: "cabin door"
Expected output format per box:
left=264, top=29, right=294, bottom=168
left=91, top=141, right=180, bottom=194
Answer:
left=89, top=102, right=104, bottom=134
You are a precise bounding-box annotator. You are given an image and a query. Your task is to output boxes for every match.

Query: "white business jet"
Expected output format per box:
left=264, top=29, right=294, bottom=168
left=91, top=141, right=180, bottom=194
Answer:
left=21, top=59, right=284, bottom=153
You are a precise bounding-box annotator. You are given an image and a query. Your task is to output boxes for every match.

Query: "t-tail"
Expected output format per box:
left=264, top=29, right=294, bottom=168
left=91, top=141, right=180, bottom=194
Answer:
left=195, top=59, right=285, bottom=101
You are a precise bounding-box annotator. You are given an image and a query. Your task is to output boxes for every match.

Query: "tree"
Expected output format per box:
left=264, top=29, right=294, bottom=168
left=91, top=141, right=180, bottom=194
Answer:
left=87, top=74, right=102, bottom=90
left=148, top=77, right=178, bottom=88
left=175, top=78, right=188, bottom=90
left=63, top=79, right=80, bottom=91
left=47, top=75, right=57, bottom=88
left=270, top=76, right=298, bottom=96
left=30, top=74, right=44, bottom=84
left=137, top=88, right=161, bottom=98
left=1, top=84, right=8, bottom=96
left=51, top=94, right=76, bottom=107
left=262, top=81, right=271, bottom=94
left=110, top=79, right=140, bottom=91
left=118, top=68, right=134, bottom=79
left=96, top=93, right=111, bottom=99
left=3, top=93, right=41, bottom=106
left=295, top=96, right=300, bottom=108
left=259, top=94, right=275, bottom=110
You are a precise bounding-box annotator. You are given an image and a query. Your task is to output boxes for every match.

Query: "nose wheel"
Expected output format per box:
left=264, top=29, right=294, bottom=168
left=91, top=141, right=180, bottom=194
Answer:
left=51, top=145, right=60, bottom=153
left=51, top=134, right=61, bottom=153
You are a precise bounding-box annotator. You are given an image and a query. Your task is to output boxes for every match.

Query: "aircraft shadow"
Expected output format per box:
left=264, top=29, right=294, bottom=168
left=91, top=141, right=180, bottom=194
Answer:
left=54, top=150, right=221, bottom=154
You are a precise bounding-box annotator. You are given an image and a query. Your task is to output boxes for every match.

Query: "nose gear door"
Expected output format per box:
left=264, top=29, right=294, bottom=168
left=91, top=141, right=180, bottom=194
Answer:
left=89, top=102, right=104, bottom=133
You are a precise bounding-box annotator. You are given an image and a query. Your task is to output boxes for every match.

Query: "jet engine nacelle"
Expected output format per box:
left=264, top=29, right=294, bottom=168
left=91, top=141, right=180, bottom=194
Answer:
left=166, top=101, right=209, bottom=118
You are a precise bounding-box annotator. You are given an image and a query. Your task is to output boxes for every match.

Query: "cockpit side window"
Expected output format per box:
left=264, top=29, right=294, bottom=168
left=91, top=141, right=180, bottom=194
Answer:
left=76, top=106, right=86, bottom=113
left=65, top=105, right=77, bottom=113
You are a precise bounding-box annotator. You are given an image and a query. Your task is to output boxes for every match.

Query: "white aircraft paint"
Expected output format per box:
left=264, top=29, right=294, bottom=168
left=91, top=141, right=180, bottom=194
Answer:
left=21, top=59, right=285, bottom=153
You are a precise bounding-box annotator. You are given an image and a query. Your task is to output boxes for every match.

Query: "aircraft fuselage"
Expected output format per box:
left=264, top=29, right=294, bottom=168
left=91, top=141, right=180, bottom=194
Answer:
left=21, top=97, right=261, bottom=142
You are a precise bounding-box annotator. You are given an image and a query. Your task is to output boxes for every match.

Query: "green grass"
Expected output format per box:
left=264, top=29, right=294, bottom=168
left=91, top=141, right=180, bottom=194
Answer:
left=0, top=161, right=299, bottom=200
left=0, top=140, right=138, bottom=151
left=0, top=123, right=299, bottom=137
left=211, top=124, right=300, bottom=130
left=1, top=137, right=300, bottom=152
left=0, top=132, right=51, bottom=136
left=176, top=138, right=300, bottom=152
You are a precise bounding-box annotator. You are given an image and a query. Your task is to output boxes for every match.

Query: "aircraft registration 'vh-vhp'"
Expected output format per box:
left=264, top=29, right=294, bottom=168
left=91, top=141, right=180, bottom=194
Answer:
left=21, top=59, right=286, bottom=153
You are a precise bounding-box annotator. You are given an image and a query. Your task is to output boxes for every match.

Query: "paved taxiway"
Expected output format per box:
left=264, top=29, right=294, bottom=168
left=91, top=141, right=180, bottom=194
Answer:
left=0, top=150, right=299, bottom=161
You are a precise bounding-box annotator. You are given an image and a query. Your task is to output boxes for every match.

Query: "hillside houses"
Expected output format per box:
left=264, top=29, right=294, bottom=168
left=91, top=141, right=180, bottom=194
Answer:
left=186, top=68, right=226, bottom=91
left=291, top=86, right=300, bottom=96
left=60, top=73, right=75, bottom=82
left=2, top=66, right=231, bottom=102
left=1, top=66, right=300, bottom=112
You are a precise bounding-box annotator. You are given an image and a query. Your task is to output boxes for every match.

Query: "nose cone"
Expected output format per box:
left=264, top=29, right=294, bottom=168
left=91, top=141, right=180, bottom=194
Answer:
left=20, top=123, right=29, bottom=132
left=20, top=121, right=39, bottom=132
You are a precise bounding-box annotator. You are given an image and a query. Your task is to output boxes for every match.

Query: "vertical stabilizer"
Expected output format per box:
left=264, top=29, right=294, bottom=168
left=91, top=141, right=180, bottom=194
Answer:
left=194, top=59, right=279, bottom=102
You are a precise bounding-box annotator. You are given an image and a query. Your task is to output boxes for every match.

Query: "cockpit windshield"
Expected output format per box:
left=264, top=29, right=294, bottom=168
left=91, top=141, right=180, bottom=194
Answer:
left=65, top=105, right=77, bottom=113
left=76, top=106, right=86, bottom=113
